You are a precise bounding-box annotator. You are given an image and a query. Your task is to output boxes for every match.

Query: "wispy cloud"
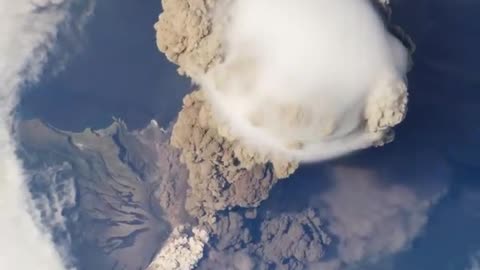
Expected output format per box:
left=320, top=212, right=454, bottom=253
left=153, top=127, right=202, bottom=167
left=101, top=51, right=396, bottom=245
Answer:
left=0, top=0, right=86, bottom=269
left=310, top=155, right=450, bottom=269
left=467, top=251, right=480, bottom=270
left=29, top=163, right=78, bottom=267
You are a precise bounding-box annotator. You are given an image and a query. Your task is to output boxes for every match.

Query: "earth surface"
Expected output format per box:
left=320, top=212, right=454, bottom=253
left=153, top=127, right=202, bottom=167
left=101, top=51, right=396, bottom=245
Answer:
left=16, top=0, right=480, bottom=269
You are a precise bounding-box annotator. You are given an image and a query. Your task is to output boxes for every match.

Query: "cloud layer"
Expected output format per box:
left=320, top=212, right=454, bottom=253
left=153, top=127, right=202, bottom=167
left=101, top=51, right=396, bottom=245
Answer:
left=0, top=0, right=76, bottom=269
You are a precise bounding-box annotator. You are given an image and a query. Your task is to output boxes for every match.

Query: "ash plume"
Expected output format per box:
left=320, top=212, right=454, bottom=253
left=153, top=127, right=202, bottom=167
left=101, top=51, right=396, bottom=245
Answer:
left=171, top=90, right=296, bottom=223
left=201, top=0, right=410, bottom=162
left=153, top=0, right=412, bottom=269
left=199, top=251, right=255, bottom=270
left=154, top=0, right=409, bottom=224
left=196, top=209, right=331, bottom=270
left=308, top=151, right=450, bottom=269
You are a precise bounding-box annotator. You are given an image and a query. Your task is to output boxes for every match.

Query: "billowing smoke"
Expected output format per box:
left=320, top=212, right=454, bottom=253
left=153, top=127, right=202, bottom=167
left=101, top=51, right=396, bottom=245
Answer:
left=201, top=0, right=409, bottom=162
left=309, top=158, right=449, bottom=269
left=148, top=225, right=209, bottom=270
left=153, top=0, right=415, bottom=269
left=0, top=0, right=86, bottom=269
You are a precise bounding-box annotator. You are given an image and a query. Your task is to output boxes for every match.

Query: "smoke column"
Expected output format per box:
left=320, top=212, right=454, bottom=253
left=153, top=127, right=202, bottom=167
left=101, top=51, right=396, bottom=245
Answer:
left=0, top=0, right=76, bottom=268
left=201, top=0, right=409, bottom=162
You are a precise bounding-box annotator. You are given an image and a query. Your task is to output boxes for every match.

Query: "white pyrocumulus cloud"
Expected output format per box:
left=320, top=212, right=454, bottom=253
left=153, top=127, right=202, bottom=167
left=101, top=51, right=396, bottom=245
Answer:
left=201, top=0, right=409, bottom=162
left=148, top=225, right=209, bottom=270
left=0, top=0, right=79, bottom=269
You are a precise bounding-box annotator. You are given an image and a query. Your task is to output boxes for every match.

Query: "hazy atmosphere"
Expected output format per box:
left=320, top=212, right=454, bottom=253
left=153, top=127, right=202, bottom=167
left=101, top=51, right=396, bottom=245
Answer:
left=0, top=0, right=479, bottom=269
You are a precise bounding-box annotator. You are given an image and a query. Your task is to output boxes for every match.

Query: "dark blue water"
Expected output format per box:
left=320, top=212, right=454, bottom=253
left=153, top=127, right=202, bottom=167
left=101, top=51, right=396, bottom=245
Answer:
left=389, top=1, right=480, bottom=269
left=18, top=0, right=191, bottom=131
